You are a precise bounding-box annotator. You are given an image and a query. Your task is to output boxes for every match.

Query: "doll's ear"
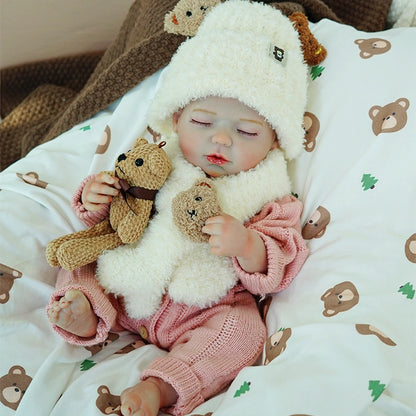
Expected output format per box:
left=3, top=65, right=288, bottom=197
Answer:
left=172, top=110, right=182, bottom=133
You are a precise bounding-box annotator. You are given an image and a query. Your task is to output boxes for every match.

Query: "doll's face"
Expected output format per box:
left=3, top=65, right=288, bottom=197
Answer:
left=172, top=96, right=278, bottom=177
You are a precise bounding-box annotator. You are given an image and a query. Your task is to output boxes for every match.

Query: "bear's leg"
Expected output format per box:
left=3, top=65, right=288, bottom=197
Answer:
left=46, top=219, right=113, bottom=267
left=56, top=232, right=123, bottom=271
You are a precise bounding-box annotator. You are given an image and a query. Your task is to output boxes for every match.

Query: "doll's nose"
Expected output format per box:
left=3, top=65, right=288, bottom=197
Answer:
left=117, top=153, right=127, bottom=162
left=212, top=130, right=232, bottom=146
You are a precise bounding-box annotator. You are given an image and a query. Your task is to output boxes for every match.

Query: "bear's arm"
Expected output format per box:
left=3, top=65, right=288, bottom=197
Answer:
left=116, top=206, right=151, bottom=244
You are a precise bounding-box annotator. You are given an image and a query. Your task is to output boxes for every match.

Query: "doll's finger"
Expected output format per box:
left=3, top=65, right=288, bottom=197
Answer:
left=89, top=182, right=119, bottom=197
left=96, top=172, right=114, bottom=183
left=96, top=173, right=121, bottom=189
left=202, top=223, right=221, bottom=236
left=205, top=213, right=227, bottom=224
left=108, top=176, right=121, bottom=189
left=207, top=234, right=223, bottom=250
left=86, top=192, right=114, bottom=205
left=82, top=201, right=107, bottom=212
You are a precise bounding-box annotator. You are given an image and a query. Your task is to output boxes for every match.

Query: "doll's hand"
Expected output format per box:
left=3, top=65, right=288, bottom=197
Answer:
left=81, top=172, right=121, bottom=212
left=203, top=213, right=267, bottom=273
left=203, top=213, right=249, bottom=257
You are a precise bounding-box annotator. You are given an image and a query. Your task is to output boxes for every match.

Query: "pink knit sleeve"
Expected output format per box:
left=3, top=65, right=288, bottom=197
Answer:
left=71, top=174, right=110, bottom=227
left=233, top=195, right=309, bottom=296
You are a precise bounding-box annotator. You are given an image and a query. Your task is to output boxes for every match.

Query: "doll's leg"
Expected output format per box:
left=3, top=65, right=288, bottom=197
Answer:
left=122, top=292, right=266, bottom=416
left=46, top=262, right=119, bottom=346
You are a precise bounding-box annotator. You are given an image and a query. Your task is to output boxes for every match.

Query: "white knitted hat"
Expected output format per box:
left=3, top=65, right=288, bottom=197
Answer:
left=147, top=0, right=308, bottom=160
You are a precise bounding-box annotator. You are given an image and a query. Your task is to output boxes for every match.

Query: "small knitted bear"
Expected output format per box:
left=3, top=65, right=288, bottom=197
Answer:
left=164, top=0, right=221, bottom=37
left=289, top=11, right=327, bottom=65
left=46, top=137, right=171, bottom=271
left=172, top=179, right=220, bottom=242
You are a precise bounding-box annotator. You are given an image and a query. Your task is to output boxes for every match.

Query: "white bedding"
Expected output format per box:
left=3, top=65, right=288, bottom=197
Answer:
left=1, top=19, right=415, bottom=416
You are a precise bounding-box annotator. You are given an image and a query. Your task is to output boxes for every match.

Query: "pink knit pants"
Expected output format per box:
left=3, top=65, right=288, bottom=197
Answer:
left=47, top=263, right=266, bottom=415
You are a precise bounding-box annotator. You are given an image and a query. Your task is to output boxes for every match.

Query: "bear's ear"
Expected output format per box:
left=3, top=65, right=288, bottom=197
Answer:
left=369, top=106, right=381, bottom=120
left=9, top=365, right=26, bottom=376
left=133, top=137, right=148, bottom=149
left=195, top=178, right=214, bottom=189
left=97, top=385, right=110, bottom=395
left=396, top=97, right=410, bottom=110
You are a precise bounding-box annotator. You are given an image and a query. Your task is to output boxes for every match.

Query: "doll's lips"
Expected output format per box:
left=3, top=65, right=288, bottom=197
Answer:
left=206, top=154, right=229, bottom=165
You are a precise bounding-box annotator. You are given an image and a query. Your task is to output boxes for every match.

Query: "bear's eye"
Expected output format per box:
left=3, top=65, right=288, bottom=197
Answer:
left=186, top=10, right=192, bottom=17
left=195, top=196, right=202, bottom=202
left=135, top=158, right=144, bottom=167
left=117, top=153, right=127, bottom=163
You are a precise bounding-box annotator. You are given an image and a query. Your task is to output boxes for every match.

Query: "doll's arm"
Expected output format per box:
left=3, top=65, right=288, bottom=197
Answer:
left=233, top=195, right=309, bottom=295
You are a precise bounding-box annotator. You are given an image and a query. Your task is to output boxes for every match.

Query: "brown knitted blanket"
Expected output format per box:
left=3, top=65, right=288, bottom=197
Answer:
left=0, top=0, right=392, bottom=171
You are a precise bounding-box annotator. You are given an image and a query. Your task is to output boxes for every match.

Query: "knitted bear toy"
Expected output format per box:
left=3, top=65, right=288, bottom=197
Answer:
left=46, top=137, right=172, bottom=271
left=172, top=179, right=220, bottom=243
left=288, top=11, right=327, bottom=65
left=164, top=0, right=326, bottom=65
left=164, top=0, right=221, bottom=37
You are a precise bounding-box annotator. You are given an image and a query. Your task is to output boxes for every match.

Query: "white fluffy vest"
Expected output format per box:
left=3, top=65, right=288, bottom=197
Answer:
left=96, top=137, right=291, bottom=319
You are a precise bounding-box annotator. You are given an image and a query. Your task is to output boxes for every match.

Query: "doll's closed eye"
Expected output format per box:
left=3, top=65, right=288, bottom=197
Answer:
left=191, top=118, right=212, bottom=126
left=237, top=129, right=258, bottom=137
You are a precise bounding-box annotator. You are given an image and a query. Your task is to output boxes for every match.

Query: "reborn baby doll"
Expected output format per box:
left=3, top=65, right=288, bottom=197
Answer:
left=47, top=2, right=310, bottom=415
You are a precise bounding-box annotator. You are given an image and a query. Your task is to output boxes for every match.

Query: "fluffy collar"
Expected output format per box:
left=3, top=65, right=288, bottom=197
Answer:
left=96, top=137, right=291, bottom=318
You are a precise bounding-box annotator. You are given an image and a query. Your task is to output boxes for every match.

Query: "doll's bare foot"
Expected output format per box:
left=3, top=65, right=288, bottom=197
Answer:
left=48, top=289, right=98, bottom=337
left=120, top=377, right=177, bottom=416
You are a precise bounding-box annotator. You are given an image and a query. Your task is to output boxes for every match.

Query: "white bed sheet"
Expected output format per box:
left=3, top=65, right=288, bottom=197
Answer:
left=0, top=19, right=415, bottom=416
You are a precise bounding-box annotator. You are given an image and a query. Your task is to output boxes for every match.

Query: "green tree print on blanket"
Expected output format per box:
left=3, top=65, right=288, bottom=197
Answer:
left=369, top=380, right=385, bottom=402
left=361, top=173, right=378, bottom=190
left=398, top=282, right=415, bottom=299
left=234, top=381, right=251, bottom=398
